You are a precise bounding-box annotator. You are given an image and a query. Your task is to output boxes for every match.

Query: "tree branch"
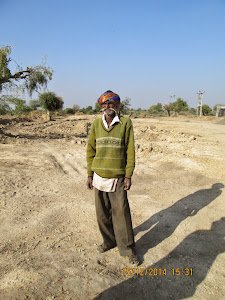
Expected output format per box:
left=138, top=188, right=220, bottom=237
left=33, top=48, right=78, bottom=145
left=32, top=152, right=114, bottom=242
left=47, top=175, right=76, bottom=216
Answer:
left=10, top=69, right=31, bottom=80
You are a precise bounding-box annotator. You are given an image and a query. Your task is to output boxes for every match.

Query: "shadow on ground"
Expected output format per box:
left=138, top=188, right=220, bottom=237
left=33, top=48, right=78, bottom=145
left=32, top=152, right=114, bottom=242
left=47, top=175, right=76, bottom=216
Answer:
left=94, top=183, right=225, bottom=300
left=134, top=183, right=224, bottom=261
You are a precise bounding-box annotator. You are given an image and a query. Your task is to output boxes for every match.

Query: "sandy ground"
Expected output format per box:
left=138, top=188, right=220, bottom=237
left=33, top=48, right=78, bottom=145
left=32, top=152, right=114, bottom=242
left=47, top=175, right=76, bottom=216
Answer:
left=0, top=114, right=224, bottom=300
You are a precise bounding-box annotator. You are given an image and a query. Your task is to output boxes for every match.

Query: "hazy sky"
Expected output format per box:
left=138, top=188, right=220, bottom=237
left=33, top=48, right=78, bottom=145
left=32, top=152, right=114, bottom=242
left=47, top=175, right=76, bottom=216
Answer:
left=1, top=0, right=225, bottom=109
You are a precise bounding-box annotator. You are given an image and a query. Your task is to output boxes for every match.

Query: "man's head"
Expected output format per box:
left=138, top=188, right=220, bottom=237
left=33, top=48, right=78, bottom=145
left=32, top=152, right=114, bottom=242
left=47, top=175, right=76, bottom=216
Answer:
left=98, top=91, right=120, bottom=117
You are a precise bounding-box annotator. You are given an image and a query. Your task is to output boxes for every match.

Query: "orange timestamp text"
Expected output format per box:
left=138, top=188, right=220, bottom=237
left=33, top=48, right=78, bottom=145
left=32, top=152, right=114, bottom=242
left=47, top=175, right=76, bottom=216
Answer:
left=122, top=268, right=193, bottom=276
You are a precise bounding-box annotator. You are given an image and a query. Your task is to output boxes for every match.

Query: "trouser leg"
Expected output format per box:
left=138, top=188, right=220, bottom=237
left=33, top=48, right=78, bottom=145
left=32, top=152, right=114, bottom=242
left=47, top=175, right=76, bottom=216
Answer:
left=95, top=188, right=116, bottom=247
left=108, top=177, right=135, bottom=256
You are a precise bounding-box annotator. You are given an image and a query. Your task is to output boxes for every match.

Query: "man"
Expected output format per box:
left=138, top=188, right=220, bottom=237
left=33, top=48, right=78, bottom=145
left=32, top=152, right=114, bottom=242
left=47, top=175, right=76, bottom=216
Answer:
left=86, top=90, right=139, bottom=265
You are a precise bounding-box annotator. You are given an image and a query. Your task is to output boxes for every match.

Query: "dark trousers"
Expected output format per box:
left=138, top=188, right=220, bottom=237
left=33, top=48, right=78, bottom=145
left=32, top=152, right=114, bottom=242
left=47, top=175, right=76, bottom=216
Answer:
left=95, top=177, right=135, bottom=256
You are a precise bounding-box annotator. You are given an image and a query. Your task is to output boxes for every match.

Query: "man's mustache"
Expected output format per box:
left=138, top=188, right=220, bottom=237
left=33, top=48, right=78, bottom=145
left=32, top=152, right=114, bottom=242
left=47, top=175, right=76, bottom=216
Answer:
left=101, top=108, right=117, bottom=113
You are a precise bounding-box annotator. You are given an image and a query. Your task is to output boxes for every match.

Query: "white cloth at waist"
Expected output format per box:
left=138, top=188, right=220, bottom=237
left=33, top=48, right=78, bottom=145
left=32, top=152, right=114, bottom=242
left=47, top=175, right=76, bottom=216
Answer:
left=92, top=172, right=118, bottom=192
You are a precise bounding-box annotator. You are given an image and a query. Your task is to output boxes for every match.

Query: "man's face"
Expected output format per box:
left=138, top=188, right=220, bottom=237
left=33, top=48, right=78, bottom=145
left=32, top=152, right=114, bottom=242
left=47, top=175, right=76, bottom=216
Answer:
left=101, top=101, right=116, bottom=117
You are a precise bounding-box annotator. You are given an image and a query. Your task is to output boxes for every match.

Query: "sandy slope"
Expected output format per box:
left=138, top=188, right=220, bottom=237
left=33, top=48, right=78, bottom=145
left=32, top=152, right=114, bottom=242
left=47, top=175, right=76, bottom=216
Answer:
left=0, top=115, right=224, bottom=299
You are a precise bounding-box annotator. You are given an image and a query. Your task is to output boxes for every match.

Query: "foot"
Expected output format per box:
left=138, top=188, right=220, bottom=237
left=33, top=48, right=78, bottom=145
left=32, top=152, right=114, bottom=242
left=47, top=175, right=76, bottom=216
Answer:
left=97, top=243, right=116, bottom=253
left=128, top=253, right=140, bottom=266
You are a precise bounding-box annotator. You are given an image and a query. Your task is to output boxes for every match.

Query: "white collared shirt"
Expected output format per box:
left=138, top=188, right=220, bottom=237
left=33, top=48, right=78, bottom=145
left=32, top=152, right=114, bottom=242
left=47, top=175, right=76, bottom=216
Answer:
left=92, top=113, right=122, bottom=192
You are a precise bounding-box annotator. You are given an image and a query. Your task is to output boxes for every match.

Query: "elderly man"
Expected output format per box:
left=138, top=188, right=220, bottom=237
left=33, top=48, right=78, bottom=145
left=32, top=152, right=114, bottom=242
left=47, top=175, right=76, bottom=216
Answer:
left=86, top=90, right=139, bottom=265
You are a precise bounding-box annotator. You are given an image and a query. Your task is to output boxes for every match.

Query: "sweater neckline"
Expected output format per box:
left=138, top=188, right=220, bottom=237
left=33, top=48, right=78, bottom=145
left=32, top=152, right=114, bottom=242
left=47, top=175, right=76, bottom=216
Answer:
left=101, top=119, right=117, bottom=132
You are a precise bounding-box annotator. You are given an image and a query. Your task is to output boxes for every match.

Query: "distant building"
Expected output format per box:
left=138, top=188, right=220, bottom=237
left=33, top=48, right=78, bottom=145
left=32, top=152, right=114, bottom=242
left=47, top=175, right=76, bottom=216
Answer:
left=216, top=105, right=225, bottom=117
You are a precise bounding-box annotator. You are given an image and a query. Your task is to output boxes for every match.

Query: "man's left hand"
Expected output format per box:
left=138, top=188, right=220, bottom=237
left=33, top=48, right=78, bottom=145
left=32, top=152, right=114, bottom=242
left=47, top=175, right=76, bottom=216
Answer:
left=124, top=177, right=131, bottom=190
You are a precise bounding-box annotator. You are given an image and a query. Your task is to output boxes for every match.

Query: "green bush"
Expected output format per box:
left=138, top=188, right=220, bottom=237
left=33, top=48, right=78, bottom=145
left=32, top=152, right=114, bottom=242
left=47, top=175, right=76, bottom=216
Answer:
left=94, top=103, right=101, bottom=113
left=0, top=97, right=12, bottom=115
left=79, top=105, right=95, bottom=114
left=172, top=98, right=189, bottom=115
left=188, top=108, right=196, bottom=115
left=202, top=104, right=212, bottom=116
left=7, top=97, right=31, bottom=115
left=63, top=108, right=75, bottom=114
left=29, top=99, right=41, bottom=110
left=148, top=103, right=163, bottom=114
left=39, top=92, right=63, bottom=112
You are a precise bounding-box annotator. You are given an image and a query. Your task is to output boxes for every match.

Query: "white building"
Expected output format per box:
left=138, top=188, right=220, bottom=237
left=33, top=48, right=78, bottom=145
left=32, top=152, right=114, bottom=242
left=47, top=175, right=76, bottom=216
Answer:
left=216, top=105, right=225, bottom=117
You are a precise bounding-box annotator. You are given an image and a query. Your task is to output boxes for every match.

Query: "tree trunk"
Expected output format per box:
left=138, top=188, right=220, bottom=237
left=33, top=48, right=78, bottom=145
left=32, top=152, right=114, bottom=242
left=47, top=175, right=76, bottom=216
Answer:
left=47, top=110, right=51, bottom=121
left=0, top=118, right=4, bottom=135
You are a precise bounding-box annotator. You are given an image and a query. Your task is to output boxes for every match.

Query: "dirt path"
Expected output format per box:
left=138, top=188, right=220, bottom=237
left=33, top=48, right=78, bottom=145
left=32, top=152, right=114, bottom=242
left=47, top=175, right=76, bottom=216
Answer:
left=0, top=115, right=224, bottom=299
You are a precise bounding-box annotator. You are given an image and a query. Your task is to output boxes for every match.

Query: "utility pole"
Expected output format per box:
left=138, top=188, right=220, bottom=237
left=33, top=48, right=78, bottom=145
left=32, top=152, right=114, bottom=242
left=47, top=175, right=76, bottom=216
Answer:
left=196, top=91, right=205, bottom=117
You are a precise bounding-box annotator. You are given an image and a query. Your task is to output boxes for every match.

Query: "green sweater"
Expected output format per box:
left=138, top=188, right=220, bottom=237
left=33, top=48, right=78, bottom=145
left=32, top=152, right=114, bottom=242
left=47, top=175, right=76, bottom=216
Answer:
left=86, top=116, right=135, bottom=178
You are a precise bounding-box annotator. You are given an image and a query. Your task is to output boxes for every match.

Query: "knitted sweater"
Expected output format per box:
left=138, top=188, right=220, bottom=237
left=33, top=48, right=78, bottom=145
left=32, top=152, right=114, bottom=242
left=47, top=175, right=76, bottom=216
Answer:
left=86, top=116, right=135, bottom=178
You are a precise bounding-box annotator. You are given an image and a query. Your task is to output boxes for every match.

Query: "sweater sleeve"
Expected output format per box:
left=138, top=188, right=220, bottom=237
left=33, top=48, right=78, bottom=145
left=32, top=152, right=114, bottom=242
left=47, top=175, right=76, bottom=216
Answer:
left=125, top=119, right=135, bottom=178
left=86, top=121, right=96, bottom=176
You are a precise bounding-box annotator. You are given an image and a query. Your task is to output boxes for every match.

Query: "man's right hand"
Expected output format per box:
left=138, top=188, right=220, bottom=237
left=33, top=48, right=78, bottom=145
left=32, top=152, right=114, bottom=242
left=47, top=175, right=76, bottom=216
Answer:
left=87, top=176, right=93, bottom=190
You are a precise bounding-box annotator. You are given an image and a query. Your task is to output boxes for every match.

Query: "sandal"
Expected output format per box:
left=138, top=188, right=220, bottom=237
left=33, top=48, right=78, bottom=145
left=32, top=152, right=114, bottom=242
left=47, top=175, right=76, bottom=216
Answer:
left=97, top=243, right=116, bottom=253
left=128, top=253, right=140, bottom=266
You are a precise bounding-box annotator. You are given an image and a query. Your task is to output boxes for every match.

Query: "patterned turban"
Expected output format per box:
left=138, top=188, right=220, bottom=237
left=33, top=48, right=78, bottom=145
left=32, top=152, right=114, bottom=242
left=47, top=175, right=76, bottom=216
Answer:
left=97, top=90, right=120, bottom=107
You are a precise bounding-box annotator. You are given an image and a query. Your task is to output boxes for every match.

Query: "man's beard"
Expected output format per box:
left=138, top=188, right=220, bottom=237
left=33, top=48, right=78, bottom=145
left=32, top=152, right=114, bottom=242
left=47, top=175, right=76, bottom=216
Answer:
left=102, top=108, right=116, bottom=117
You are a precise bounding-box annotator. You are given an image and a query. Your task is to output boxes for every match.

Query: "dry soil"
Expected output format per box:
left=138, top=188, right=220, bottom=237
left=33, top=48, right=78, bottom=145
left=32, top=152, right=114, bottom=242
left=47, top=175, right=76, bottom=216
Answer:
left=0, top=114, right=224, bottom=300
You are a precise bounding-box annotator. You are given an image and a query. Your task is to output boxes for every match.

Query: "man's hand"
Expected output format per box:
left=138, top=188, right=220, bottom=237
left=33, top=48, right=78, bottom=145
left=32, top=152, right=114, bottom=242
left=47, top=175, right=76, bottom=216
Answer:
left=87, top=176, right=93, bottom=190
left=124, top=177, right=131, bottom=190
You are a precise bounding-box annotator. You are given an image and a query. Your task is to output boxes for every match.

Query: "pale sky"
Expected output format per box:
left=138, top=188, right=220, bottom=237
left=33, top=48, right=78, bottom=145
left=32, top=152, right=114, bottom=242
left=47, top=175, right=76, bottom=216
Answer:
left=1, top=0, right=225, bottom=109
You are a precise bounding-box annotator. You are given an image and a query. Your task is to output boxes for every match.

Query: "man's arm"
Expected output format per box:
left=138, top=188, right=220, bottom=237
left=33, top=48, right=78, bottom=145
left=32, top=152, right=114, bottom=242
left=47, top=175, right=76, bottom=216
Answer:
left=125, top=118, right=135, bottom=180
left=86, top=122, right=96, bottom=189
left=123, top=118, right=135, bottom=190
